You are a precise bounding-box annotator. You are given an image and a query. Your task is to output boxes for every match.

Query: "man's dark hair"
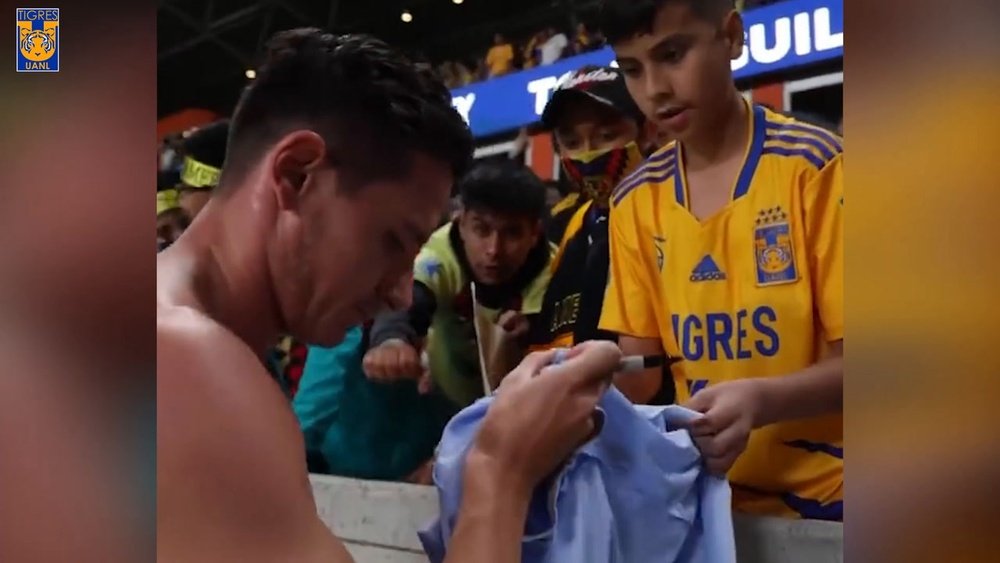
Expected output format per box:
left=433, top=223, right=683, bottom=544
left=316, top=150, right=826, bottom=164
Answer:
left=223, top=28, right=473, bottom=190
left=599, top=0, right=734, bottom=44
left=459, top=160, right=547, bottom=220
left=182, top=119, right=230, bottom=169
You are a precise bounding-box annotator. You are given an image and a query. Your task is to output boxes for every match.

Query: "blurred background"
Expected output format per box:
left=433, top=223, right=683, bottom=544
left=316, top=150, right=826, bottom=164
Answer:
left=157, top=0, right=841, bottom=186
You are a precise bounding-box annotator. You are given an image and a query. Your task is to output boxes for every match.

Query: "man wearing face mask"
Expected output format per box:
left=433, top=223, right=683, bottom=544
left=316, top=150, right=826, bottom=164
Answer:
left=528, top=65, right=675, bottom=403
left=545, top=66, right=666, bottom=245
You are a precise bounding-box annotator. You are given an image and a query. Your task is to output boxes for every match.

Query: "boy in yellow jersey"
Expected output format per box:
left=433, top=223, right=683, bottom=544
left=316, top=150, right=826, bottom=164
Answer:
left=597, top=0, right=843, bottom=521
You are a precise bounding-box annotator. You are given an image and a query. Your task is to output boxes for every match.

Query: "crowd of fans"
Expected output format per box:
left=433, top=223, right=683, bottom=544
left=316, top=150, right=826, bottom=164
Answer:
left=434, top=22, right=606, bottom=89
left=429, top=0, right=787, bottom=89
left=158, top=0, right=841, bottom=526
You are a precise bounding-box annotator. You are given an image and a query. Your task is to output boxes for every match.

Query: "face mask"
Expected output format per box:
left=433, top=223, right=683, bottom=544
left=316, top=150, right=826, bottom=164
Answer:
left=559, top=142, right=643, bottom=207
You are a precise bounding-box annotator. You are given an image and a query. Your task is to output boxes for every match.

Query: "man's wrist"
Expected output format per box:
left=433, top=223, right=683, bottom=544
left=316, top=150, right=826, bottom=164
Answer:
left=463, top=448, right=534, bottom=509
left=375, top=336, right=418, bottom=350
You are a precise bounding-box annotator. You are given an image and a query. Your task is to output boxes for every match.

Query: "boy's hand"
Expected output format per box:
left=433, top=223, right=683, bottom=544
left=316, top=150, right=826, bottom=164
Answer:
left=681, top=379, right=766, bottom=476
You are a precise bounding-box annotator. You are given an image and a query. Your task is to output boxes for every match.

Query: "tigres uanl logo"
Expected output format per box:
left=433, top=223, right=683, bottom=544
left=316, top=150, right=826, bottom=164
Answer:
left=16, top=8, right=59, bottom=72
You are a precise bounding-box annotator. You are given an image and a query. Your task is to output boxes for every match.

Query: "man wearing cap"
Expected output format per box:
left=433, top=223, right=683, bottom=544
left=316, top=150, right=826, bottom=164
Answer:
left=545, top=66, right=667, bottom=243
left=175, top=119, right=229, bottom=220
left=529, top=65, right=675, bottom=404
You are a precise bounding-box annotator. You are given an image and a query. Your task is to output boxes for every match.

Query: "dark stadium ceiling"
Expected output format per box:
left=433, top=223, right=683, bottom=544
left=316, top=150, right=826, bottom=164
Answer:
left=158, top=0, right=602, bottom=118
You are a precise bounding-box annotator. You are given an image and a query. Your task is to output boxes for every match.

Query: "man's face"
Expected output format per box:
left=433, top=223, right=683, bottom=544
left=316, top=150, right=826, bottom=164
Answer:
left=178, top=188, right=211, bottom=220
left=612, top=3, right=742, bottom=141
left=457, top=208, right=540, bottom=286
left=156, top=209, right=190, bottom=251
left=273, top=149, right=453, bottom=347
left=554, top=97, right=640, bottom=157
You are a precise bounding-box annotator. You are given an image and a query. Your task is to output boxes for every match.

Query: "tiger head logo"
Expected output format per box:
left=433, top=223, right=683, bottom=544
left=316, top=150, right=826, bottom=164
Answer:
left=19, top=27, right=57, bottom=62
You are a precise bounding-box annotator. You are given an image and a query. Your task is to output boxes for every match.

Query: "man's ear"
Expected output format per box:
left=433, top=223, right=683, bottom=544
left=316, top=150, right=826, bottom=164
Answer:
left=722, top=10, right=745, bottom=60
left=268, top=130, right=327, bottom=211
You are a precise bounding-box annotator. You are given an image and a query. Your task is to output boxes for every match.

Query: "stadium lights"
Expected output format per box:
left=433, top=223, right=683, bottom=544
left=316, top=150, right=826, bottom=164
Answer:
left=401, top=10, right=413, bottom=22
left=245, top=69, right=256, bottom=79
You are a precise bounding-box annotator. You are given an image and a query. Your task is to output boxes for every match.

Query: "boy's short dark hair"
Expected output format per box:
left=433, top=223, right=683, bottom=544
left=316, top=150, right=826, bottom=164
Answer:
left=599, top=0, right=734, bottom=45
left=459, top=160, right=548, bottom=220
left=223, top=28, right=473, bottom=191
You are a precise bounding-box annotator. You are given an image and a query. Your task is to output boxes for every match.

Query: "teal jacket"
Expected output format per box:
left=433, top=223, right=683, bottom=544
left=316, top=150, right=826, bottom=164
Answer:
left=292, top=326, right=458, bottom=481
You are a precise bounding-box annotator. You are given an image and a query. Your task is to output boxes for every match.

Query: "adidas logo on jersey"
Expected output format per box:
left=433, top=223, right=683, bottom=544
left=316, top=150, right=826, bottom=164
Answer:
left=690, top=255, right=726, bottom=282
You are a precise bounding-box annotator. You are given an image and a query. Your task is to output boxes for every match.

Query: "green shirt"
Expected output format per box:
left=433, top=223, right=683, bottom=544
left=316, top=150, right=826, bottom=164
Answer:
left=414, top=223, right=554, bottom=406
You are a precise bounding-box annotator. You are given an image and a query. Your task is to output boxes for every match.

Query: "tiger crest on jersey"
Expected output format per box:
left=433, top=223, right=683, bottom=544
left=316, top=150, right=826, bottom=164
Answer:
left=753, top=206, right=798, bottom=286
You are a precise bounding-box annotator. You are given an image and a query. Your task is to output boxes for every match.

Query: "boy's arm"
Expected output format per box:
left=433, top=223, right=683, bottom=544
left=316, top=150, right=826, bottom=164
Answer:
left=599, top=206, right=664, bottom=404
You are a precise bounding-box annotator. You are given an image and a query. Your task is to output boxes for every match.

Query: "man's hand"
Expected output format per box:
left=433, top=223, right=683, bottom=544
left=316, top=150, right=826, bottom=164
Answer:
left=362, top=339, right=423, bottom=383
left=468, top=340, right=622, bottom=492
left=682, top=379, right=765, bottom=476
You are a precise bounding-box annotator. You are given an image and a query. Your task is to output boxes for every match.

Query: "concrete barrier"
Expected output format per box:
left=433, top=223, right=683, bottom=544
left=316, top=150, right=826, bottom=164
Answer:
left=311, top=474, right=842, bottom=563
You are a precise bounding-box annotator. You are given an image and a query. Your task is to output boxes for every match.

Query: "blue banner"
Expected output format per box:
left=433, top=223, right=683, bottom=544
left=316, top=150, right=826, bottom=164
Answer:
left=451, top=0, right=842, bottom=137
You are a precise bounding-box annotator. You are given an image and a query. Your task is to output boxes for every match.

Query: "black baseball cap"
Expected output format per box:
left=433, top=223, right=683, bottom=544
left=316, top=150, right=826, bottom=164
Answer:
left=540, top=65, right=645, bottom=130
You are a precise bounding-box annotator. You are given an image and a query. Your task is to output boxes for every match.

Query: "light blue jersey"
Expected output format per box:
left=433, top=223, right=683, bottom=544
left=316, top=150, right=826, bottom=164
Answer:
left=420, top=387, right=736, bottom=562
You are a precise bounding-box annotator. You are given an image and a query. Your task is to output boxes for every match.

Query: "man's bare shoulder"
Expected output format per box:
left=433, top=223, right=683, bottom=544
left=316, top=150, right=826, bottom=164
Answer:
left=158, top=304, right=255, bottom=375
left=157, top=306, right=352, bottom=562
left=157, top=303, right=297, bottom=476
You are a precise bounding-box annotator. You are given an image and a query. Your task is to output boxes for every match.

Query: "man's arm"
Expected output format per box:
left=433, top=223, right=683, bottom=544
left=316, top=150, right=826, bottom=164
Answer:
left=369, top=282, right=437, bottom=347
left=443, top=452, right=532, bottom=563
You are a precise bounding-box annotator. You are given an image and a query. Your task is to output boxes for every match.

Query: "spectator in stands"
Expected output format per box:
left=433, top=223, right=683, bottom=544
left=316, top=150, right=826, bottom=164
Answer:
left=293, top=323, right=457, bottom=483
left=572, top=22, right=604, bottom=54
left=485, top=33, right=515, bottom=78
left=522, top=30, right=545, bottom=70
left=362, top=161, right=554, bottom=409
left=175, top=119, right=229, bottom=220
left=156, top=170, right=189, bottom=252
left=539, top=26, right=570, bottom=66
left=438, top=62, right=458, bottom=88
left=450, top=60, right=473, bottom=86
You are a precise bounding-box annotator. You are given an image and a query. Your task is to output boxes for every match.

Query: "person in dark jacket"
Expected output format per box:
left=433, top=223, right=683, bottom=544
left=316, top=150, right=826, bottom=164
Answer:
left=528, top=65, right=675, bottom=404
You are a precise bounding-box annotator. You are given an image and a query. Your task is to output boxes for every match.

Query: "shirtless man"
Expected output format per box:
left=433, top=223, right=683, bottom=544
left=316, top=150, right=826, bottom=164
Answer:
left=157, top=28, right=621, bottom=563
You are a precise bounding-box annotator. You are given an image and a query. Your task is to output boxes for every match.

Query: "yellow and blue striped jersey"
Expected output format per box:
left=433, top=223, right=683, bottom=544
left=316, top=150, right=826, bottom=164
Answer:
left=599, top=101, right=844, bottom=520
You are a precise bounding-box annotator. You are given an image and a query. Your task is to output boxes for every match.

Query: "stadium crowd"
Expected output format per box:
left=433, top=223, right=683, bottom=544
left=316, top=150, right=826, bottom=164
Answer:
left=157, top=0, right=842, bottom=525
